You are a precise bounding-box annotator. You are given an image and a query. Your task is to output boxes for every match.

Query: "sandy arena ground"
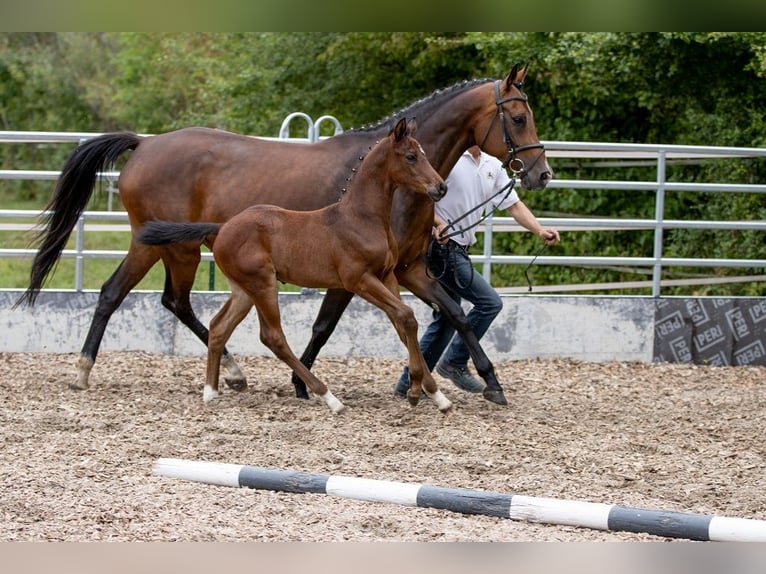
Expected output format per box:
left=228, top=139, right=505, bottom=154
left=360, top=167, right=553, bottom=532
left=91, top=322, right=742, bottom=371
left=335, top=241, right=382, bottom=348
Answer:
left=1, top=351, right=764, bottom=542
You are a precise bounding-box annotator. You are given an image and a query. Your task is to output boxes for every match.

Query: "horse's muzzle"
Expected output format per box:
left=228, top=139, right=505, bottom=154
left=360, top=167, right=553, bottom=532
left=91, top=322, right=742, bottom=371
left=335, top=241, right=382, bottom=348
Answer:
left=522, top=167, right=554, bottom=191
left=428, top=181, right=448, bottom=201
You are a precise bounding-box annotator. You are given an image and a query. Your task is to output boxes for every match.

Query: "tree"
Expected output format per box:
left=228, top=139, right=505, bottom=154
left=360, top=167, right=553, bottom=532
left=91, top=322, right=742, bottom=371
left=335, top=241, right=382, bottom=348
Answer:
left=1, top=32, right=763, bottom=294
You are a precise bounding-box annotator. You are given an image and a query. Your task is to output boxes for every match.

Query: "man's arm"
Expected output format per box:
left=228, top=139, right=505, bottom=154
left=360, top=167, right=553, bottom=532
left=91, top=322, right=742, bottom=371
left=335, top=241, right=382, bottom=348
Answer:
left=507, top=200, right=560, bottom=245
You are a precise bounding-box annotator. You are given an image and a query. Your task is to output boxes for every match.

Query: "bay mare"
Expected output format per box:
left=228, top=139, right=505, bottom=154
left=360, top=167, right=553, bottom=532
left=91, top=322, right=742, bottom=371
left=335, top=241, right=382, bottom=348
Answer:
left=138, top=119, right=452, bottom=412
left=20, top=64, right=552, bottom=406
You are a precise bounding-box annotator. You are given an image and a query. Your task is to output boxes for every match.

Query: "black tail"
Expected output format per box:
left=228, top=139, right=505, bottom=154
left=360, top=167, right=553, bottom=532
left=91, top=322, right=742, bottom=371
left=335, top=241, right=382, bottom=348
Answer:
left=16, top=132, right=143, bottom=308
left=136, top=221, right=222, bottom=246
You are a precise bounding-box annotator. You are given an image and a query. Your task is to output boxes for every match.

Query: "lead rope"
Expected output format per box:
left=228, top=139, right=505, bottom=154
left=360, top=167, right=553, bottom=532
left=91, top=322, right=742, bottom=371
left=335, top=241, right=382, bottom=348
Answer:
left=523, top=241, right=548, bottom=292
left=426, top=177, right=517, bottom=290
left=437, top=177, right=517, bottom=241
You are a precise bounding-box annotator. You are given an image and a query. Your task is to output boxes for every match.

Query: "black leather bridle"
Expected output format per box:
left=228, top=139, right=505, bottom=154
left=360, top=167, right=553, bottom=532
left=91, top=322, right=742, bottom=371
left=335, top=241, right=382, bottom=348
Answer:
left=479, top=79, right=546, bottom=178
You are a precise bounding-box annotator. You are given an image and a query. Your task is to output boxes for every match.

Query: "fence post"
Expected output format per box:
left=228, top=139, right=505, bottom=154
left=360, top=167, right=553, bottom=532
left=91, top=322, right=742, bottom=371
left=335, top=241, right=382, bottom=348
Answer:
left=482, top=214, right=494, bottom=281
left=75, top=215, right=85, bottom=291
left=652, top=150, right=667, bottom=297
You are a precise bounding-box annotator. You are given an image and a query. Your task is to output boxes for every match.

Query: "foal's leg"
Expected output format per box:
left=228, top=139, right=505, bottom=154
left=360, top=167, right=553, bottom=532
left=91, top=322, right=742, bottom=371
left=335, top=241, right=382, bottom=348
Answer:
left=158, top=244, right=248, bottom=390
left=240, top=276, right=345, bottom=414
left=397, top=260, right=508, bottom=406
left=202, top=285, right=255, bottom=402
left=354, top=273, right=452, bottom=413
left=74, top=242, right=160, bottom=389
left=291, top=288, right=355, bottom=399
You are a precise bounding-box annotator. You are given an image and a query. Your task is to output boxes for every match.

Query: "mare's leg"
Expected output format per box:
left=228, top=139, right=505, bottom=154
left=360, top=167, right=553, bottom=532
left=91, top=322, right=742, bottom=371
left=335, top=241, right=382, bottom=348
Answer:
left=291, top=288, right=355, bottom=399
left=159, top=244, right=247, bottom=390
left=74, top=242, right=160, bottom=390
left=354, top=273, right=452, bottom=413
left=203, top=285, right=254, bottom=402
left=397, top=260, right=508, bottom=406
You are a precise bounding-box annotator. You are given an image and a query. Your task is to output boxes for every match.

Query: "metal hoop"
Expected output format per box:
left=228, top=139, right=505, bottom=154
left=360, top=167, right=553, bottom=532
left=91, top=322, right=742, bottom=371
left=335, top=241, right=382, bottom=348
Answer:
left=507, top=157, right=525, bottom=175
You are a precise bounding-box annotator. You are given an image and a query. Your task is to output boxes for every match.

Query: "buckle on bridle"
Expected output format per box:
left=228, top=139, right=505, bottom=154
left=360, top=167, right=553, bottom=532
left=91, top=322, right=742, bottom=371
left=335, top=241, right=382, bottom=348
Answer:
left=506, top=156, right=525, bottom=176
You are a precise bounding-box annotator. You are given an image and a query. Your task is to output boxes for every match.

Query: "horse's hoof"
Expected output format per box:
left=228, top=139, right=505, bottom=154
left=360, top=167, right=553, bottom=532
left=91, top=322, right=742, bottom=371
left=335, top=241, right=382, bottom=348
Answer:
left=483, top=388, right=508, bottom=406
left=428, top=390, right=452, bottom=413
left=407, top=394, right=420, bottom=407
left=323, top=391, right=345, bottom=414
left=291, top=377, right=310, bottom=400
left=67, top=383, right=86, bottom=391
left=224, top=376, right=248, bottom=392
left=202, top=387, right=219, bottom=403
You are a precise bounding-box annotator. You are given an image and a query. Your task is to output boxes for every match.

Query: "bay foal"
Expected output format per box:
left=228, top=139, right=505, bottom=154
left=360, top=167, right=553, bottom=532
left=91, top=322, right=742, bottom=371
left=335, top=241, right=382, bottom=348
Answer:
left=138, top=118, right=451, bottom=413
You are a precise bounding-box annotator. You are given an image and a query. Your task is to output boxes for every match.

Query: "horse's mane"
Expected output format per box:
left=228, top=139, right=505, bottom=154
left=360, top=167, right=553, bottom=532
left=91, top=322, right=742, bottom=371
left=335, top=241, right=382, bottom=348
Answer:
left=336, top=78, right=494, bottom=197
left=347, top=78, right=494, bottom=134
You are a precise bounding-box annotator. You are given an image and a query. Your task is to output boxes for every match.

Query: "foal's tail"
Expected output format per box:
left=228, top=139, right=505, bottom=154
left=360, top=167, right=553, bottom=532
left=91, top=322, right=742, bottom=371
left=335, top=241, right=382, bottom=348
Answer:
left=16, top=132, right=143, bottom=307
left=136, top=221, right=222, bottom=246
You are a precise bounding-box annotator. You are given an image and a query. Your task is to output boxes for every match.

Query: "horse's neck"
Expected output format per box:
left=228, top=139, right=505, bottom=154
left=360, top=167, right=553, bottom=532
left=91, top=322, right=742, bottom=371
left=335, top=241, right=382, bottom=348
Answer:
left=338, top=147, right=395, bottom=228
left=344, top=82, right=489, bottom=180
left=414, top=93, right=480, bottom=175
left=347, top=82, right=489, bottom=178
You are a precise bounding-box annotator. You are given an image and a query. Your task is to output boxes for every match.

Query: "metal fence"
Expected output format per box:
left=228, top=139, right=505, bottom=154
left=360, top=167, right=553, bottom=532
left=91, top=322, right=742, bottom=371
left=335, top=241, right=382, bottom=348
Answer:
left=479, top=141, right=766, bottom=295
left=2, top=127, right=765, bottom=297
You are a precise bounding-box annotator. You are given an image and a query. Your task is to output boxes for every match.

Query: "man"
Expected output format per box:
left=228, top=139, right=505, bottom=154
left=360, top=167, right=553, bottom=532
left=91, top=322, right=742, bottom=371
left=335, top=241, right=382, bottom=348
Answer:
left=395, top=146, right=560, bottom=396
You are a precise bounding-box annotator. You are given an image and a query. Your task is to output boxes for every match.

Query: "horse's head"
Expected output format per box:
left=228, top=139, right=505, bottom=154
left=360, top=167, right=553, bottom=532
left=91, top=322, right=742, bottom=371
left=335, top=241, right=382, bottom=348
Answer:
left=390, top=118, right=447, bottom=202
left=476, top=64, right=553, bottom=191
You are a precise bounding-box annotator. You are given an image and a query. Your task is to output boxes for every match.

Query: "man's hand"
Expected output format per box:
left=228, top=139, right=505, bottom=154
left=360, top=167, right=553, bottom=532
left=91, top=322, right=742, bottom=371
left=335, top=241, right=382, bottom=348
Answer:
left=539, top=227, right=560, bottom=246
left=433, top=217, right=450, bottom=244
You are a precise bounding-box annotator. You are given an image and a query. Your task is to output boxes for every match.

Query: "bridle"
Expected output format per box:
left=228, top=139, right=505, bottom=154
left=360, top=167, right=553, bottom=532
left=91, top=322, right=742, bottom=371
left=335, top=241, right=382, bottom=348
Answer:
left=479, top=79, right=546, bottom=178
left=438, top=78, right=548, bottom=242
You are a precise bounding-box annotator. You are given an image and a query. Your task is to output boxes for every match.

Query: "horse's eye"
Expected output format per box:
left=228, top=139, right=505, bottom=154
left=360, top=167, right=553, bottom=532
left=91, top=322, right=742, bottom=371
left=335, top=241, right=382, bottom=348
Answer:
left=405, top=152, right=417, bottom=163
left=512, top=115, right=526, bottom=126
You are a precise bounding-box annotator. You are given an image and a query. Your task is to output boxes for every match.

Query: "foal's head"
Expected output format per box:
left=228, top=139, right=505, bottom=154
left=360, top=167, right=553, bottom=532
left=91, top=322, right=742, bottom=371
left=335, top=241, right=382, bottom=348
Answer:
left=386, top=118, right=447, bottom=202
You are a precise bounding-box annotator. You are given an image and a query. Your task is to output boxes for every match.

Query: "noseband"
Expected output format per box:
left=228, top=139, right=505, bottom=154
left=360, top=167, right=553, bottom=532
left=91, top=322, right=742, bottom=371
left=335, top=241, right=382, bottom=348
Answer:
left=480, top=80, right=546, bottom=178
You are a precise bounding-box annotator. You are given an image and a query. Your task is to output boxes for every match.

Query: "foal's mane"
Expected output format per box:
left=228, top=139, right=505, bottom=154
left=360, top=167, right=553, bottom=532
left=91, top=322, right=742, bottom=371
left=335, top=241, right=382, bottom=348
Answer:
left=347, top=78, right=494, bottom=134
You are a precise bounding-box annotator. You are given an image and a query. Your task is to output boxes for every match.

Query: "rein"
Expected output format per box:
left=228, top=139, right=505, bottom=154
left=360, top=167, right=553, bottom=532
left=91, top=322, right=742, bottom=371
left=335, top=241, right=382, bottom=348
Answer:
left=426, top=177, right=517, bottom=291
left=437, top=177, right=517, bottom=241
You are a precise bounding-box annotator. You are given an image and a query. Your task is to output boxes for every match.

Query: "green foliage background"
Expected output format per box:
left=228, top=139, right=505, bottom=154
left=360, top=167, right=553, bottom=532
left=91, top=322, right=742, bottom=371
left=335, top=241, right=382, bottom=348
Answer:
left=1, top=32, right=765, bottom=295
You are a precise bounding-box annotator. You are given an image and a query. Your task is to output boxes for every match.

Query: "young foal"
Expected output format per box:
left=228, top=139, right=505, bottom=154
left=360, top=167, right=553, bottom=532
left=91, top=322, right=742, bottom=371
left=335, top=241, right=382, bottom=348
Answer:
left=138, top=118, right=451, bottom=414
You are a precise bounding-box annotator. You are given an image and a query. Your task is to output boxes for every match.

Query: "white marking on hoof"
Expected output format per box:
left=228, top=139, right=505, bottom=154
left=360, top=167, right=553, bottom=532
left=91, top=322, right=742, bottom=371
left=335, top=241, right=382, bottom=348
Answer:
left=202, top=386, right=219, bottom=403
left=74, top=356, right=93, bottom=390
left=426, top=390, right=452, bottom=413
left=322, top=390, right=346, bottom=414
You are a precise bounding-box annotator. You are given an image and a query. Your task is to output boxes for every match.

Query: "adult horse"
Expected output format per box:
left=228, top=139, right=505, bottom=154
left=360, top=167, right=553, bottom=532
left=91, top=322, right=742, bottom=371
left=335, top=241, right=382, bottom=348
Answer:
left=138, top=118, right=452, bottom=413
left=19, top=64, right=552, bottom=405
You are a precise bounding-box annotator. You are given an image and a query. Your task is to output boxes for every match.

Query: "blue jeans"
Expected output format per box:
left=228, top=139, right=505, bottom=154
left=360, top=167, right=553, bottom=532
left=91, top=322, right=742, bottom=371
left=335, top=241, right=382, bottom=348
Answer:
left=397, top=240, right=503, bottom=387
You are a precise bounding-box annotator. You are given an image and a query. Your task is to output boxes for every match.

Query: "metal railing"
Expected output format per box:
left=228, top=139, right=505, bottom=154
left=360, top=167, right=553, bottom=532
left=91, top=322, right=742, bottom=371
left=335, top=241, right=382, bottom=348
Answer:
left=476, top=141, right=766, bottom=295
left=2, top=130, right=765, bottom=296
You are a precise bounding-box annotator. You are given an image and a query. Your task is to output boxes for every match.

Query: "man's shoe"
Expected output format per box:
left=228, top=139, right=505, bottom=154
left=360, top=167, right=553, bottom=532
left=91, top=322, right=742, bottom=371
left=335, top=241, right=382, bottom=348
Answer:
left=436, top=360, right=484, bottom=393
left=393, top=371, right=429, bottom=399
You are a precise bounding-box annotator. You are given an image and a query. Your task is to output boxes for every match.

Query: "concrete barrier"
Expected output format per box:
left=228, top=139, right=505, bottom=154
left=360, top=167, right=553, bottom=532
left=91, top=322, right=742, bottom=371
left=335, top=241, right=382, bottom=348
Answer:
left=1, top=290, right=763, bottom=366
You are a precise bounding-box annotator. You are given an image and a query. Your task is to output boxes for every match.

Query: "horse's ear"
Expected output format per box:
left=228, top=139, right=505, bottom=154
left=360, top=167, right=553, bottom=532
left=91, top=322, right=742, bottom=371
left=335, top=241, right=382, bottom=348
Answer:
left=504, top=63, right=527, bottom=91
left=406, top=118, right=418, bottom=137
left=392, top=117, right=408, bottom=141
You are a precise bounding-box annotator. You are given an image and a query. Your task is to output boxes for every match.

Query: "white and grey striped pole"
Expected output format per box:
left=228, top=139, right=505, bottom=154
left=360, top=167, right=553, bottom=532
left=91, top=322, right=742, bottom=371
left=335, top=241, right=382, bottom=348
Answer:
left=153, top=458, right=766, bottom=542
